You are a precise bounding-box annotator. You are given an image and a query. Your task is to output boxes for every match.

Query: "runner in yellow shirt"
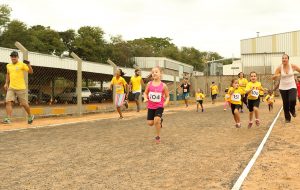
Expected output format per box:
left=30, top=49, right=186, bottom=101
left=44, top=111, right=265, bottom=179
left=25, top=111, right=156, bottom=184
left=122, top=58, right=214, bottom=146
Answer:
left=245, top=71, right=264, bottom=128
left=228, top=79, right=245, bottom=128
left=238, top=72, right=248, bottom=113
left=129, top=69, right=145, bottom=112
left=224, top=88, right=230, bottom=111
left=195, top=88, right=205, bottom=112
left=3, top=51, right=34, bottom=124
left=110, top=69, right=129, bottom=119
left=210, top=81, right=218, bottom=104
left=265, top=90, right=275, bottom=112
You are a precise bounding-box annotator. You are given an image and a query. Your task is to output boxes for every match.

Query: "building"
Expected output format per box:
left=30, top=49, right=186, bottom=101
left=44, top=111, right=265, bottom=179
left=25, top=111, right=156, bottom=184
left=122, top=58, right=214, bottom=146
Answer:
left=241, top=30, right=300, bottom=74
left=133, top=57, right=193, bottom=78
left=208, top=62, right=223, bottom=76
left=223, top=60, right=242, bottom=75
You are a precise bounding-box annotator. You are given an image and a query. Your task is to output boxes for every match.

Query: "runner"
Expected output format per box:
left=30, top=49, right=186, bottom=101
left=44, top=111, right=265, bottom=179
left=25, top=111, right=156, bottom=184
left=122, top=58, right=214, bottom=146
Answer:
left=110, top=68, right=129, bottom=119
left=179, top=77, right=191, bottom=107
left=144, top=66, right=170, bottom=143
left=238, top=72, right=248, bottom=113
left=3, top=51, right=35, bottom=124
left=265, top=90, right=275, bottom=112
left=245, top=71, right=264, bottom=128
left=210, top=81, right=219, bottom=104
left=224, top=88, right=230, bottom=111
left=129, top=69, right=144, bottom=112
left=272, top=54, right=300, bottom=123
left=195, top=88, right=205, bottom=112
left=228, top=78, right=245, bottom=128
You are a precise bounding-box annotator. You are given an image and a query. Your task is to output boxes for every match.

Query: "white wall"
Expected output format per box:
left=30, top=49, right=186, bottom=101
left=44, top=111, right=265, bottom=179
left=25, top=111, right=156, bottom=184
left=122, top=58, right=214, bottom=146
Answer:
left=223, top=60, right=242, bottom=75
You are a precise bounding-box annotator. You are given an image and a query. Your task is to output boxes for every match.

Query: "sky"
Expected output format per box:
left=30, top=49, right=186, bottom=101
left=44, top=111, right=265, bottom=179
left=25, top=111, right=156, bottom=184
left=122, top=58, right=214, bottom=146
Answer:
left=2, top=0, right=300, bottom=58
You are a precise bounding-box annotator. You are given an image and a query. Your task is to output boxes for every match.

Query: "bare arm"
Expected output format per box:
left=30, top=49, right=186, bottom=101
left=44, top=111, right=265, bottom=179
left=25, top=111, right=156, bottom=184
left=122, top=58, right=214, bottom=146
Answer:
left=272, top=66, right=281, bottom=80
left=28, top=63, right=33, bottom=74
left=4, top=73, right=10, bottom=90
left=292, top=64, right=300, bottom=73
left=143, top=83, right=150, bottom=102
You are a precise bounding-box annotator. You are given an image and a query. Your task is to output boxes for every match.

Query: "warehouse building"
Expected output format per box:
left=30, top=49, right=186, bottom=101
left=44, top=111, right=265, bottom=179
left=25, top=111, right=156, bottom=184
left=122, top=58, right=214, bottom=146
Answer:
left=241, top=30, right=300, bottom=74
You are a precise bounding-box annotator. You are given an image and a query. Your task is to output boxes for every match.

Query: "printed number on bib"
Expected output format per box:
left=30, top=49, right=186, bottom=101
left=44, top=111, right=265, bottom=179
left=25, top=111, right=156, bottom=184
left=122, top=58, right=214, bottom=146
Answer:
left=251, top=90, right=259, bottom=98
left=231, top=93, right=241, bottom=101
left=183, top=89, right=187, bottom=93
left=149, top=92, right=162, bottom=102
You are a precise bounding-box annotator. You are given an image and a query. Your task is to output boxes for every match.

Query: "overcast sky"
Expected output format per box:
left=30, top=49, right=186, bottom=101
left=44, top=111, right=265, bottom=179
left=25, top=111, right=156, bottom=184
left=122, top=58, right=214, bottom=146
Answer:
left=2, top=0, right=300, bottom=58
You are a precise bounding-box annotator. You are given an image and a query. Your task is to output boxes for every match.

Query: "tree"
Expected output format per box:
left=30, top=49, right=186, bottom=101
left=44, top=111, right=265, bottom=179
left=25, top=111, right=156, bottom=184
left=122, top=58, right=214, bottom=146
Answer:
left=59, top=29, right=76, bottom=54
left=72, top=26, right=108, bottom=62
left=0, top=20, right=31, bottom=49
left=0, top=4, right=11, bottom=29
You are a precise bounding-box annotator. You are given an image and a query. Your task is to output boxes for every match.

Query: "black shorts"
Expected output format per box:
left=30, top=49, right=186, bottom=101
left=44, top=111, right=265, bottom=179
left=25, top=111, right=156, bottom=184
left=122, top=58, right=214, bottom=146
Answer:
left=231, top=104, right=241, bottom=115
left=212, top=94, right=217, bottom=100
left=133, top=92, right=140, bottom=101
left=197, top=100, right=203, bottom=105
left=248, top=99, right=260, bottom=112
left=147, top=108, right=164, bottom=120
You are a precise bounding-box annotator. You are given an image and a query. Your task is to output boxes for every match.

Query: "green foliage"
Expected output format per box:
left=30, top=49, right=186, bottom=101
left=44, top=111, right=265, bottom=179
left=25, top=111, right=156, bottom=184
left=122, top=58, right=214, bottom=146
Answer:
left=0, top=4, right=227, bottom=71
left=0, top=4, right=11, bottom=28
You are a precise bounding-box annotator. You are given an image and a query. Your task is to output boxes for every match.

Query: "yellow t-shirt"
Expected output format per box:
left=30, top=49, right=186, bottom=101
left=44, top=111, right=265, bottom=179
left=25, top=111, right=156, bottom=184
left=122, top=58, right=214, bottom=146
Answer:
left=224, top=93, right=231, bottom=102
left=246, top=81, right=262, bottom=100
left=6, top=61, right=29, bottom=90
left=210, top=85, right=218, bottom=95
left=130, top=75, right=142, bottom=92
left=238, top=78, right=248, bottom=90
left=228, top=87, right=245, bottom=105
left=195, top=93, right=205, bottom=100
left=265, top=94, right=274, bottom=104
left=111, top=76, right=127, bottom=94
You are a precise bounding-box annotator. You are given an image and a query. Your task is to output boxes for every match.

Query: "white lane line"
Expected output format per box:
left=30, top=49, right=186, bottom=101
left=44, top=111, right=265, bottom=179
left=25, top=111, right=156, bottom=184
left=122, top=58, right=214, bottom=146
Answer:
left=231, top=106, right=283, bottom=190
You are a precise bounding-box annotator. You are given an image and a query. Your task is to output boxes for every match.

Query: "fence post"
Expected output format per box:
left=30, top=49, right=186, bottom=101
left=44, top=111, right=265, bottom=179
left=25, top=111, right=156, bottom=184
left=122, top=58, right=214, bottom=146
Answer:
left=173, top=75, right=177, bottom=105
left=70, top=52, right=82, bottom=116
left=107, top=59, right=117, bottom=109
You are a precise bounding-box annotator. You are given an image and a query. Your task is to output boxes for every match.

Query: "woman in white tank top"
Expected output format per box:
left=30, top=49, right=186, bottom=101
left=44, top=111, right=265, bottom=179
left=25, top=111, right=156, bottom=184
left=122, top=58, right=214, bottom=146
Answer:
left=272, top=54, right=300, bottom=123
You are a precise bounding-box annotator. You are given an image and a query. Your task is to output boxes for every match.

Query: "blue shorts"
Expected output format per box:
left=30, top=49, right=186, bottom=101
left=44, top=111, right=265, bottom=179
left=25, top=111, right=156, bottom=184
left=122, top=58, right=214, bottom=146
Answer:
left=182, top=92, right=189, bottom=100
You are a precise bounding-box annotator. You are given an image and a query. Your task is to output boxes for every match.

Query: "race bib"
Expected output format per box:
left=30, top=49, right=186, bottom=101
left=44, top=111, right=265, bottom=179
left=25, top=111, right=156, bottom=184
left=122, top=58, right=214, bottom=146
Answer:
left=183, top=89, right=187, bottom=93
left=231, top=93, right=241, bottom=101
left=149, top=92, right=162, bottom=103
left=251, top=90, right=259, bottom=98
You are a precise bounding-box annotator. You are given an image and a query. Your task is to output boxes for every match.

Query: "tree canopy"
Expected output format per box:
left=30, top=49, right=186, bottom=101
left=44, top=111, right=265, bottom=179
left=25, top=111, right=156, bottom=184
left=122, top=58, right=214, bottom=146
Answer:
left=0, top=4, right=229, bottom=71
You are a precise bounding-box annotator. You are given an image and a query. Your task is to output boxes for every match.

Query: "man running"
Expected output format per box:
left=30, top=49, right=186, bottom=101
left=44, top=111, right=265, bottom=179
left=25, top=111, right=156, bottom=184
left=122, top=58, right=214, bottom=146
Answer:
left=3, top=51, right=35, bottom=124
left=179, top=77, right=191, bottom=107
left=129, top=69, right=144, bottom=112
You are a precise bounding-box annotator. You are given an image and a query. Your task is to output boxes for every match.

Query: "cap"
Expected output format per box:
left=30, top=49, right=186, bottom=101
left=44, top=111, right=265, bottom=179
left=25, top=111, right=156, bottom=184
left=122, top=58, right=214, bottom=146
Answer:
left=10, top=51, right=19, bottom=57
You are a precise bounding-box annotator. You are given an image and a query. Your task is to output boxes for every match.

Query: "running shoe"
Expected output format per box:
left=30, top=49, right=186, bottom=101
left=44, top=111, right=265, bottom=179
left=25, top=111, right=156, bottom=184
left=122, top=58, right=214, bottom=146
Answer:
left=202, top=109, right=204, bottom=112
left=155, top=136, right=161, bottom=143
left=118, top=116, right=124, bottom=120
left=224, top=109, right=227, bottom=111
left=235, top=123, right=241, bottom=128
left=28, top=115, right=35, bottom=124
left=248, top=122, right=253, bottom=129
left=255, top=119, right=260, bottom=126
left=240, top=110, right=244, bottom=113
left=2, top=117, right=11, bottom=124
left=292, top=112, right=296, bottom=118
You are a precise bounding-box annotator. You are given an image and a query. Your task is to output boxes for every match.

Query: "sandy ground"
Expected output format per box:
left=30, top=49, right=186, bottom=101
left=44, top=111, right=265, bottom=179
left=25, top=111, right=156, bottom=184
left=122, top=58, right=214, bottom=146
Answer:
left=0, top=100, right=284, bottom=189
left=242, top=105, right=300, bottom=190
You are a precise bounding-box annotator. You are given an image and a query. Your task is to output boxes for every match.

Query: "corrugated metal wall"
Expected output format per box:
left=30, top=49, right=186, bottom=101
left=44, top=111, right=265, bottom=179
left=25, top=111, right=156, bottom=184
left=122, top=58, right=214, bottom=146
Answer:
left=241, top=30, right=300, bottom=56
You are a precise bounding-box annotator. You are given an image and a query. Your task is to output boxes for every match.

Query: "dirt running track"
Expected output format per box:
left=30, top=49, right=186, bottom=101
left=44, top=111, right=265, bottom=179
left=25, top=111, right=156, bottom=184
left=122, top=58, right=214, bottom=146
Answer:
left=0, top=102, right=282, bottom=189
left=243, top=106, right=300, bottom=190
